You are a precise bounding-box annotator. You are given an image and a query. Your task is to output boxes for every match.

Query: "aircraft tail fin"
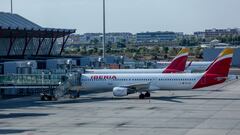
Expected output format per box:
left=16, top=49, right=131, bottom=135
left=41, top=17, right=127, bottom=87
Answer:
left=205, top=48, right=234, bottom=77
left=193, top=48, right=234, bottom=89
left=163, top=48, right=189, bottom=73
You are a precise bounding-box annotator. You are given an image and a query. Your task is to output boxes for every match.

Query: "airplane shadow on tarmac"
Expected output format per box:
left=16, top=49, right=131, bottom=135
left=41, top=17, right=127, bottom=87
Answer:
left=2, top=94, right=240, bottom=110
left=0, top=113, right=52, bottom=119
left=51, top=94, right=240, bottom=105
left=51, top=95, right=194, bottom=104
left=0, top=94, right=193, bottom=109
left=0, top=129, right=35, bottom=134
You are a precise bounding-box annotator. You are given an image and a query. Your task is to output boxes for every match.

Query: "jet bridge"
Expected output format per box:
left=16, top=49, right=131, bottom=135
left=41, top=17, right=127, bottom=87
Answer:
left=0, top=72, right=82, bottom=100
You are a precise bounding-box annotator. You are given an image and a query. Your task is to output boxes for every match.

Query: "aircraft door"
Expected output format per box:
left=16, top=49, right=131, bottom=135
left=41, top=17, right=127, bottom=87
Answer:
left=107, top=78, right=114, bottom=87
left=149, top=77, right=159, bottom=90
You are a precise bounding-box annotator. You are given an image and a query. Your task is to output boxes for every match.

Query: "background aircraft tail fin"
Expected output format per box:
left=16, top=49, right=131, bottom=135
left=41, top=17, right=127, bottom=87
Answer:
left=163, top=48, right=189, bottom=73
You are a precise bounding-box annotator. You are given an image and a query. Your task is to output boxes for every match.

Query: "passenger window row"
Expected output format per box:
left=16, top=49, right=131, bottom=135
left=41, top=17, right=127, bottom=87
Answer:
left=83, top=78, right=196, bottom=81
left=159, top=78, right=196, bottom=81
left=83, top=78, right=153, bottom=81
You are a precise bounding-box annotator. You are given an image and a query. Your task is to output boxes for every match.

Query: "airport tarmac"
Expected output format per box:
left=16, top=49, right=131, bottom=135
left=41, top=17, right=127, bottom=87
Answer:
left=1, top=79, right=240, bottom=135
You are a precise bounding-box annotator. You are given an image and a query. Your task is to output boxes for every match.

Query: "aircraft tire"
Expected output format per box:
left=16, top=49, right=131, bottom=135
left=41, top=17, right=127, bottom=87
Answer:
left=139, top=93, right=145, bottom=99
left=144, top=91, right=151, bottom=98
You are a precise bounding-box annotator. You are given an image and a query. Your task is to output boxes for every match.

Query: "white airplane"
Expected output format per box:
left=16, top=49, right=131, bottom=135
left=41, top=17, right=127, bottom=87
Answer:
left=80, top=48, right=233, bottom=99
left=85, top=48, right=189, bottom=74
left=157, top=61, right=212, bottom=72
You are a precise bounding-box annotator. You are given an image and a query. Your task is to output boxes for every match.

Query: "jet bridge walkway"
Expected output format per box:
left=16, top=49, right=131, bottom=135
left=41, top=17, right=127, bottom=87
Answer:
left=0, top=73, right=81, bottom=100
left=0, top=74, right=64, bottom=88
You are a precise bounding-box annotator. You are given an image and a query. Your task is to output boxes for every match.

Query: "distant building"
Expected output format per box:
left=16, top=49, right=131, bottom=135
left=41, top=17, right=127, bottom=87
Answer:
left=194, top=31, right=205, bottom=38
left=136, top=31, right=180, bottom=44
left=69, top=33, right=134, bottom=45
left=204, top=28, right=240, bottom=38
left=66, top=34, right=82, bottom=44
left=79, top=33, right=102, bottom=44
left=200, top=39, right=230, bottom=48
left=105, top=32, right=134, bottom=44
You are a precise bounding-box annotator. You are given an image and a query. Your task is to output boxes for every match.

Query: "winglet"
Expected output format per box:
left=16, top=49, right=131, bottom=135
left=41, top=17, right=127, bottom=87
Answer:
left=163, top=48, right=189, bottom=73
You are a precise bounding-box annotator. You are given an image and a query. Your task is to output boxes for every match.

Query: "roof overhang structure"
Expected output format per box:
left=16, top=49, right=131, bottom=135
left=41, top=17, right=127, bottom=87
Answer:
left=0, top=12, right=76, bottom=60
left=0, top=27, right=75, bottom=38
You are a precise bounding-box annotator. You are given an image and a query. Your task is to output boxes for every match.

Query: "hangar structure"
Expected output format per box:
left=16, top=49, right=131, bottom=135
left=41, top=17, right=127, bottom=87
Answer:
left=0, top=12, right=75, bottom=60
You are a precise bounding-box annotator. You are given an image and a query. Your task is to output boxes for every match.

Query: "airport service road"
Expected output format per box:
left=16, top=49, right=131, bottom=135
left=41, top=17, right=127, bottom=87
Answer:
left=1, top=80, right=240, bottom=135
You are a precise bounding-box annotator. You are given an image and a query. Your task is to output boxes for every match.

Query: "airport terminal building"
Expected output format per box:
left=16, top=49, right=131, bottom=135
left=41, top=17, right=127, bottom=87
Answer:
left=0, top=12, right=124, bottom=98
left=0, top=12, right=75, bottom=60
left=0, top=11, right=76, bottom=72
left=0, top=12, right=76, bottom=97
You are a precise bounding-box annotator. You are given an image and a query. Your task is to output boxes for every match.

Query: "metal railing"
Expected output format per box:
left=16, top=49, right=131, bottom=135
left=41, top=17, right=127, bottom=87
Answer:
left=0, top=74, right=66, bottom=86
left=0, top=72, right=81, bottom=99
left=54, top=73, right=81, bottom=98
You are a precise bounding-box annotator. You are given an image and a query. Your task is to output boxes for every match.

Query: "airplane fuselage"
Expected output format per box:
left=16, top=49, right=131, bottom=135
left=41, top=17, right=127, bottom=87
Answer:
left=85, top=61, right=212, bottom=74
left=85, top=69, right=166, bottom=74
left=158, top=61, right=212, bottom=71
left=80, top=73, right=222, bottom=92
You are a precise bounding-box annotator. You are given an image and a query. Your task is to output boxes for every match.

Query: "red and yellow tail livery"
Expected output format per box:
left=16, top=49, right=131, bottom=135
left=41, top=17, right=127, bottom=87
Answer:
left=163, top=48, right=189, bottom=73
left=193, top=48, right=234, bottom=89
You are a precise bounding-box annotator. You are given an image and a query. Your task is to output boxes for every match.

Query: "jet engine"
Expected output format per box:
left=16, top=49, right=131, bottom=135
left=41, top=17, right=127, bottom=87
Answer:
left=113, top=87, right=128, bottom=97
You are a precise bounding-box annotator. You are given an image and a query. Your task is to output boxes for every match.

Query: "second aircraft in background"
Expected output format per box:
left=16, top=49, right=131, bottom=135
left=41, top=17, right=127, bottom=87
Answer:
left=85, top=48, right=189, bottom=74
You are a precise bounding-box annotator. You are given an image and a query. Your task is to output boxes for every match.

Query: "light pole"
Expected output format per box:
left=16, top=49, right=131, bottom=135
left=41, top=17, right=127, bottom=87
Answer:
left=102, top=0, right=106, bottom=59
left=10, top=0, right=13, bottom=14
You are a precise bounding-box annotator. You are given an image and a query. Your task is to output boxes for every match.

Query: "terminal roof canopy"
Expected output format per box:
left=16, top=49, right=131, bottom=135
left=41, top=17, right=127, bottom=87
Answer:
left=0, top=12, right=76, bottom=38
left=0, top=12, right=76, bottom=58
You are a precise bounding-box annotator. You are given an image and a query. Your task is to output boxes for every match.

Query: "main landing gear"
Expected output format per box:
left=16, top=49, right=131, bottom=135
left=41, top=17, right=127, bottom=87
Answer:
left=139, top=91, right=151, bottom=99
left=40, top=93, right=57, bottom=101
left=145, top=91, right=151, bottom=98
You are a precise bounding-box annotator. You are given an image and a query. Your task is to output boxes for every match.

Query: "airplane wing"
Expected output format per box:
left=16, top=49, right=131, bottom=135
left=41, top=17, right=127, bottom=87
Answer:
left=120, top=82, right=151, bottom=92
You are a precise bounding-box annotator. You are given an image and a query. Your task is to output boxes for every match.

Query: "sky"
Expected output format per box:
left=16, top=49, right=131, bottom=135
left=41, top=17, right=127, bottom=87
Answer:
left=0, top=0, right=239, bottom=34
